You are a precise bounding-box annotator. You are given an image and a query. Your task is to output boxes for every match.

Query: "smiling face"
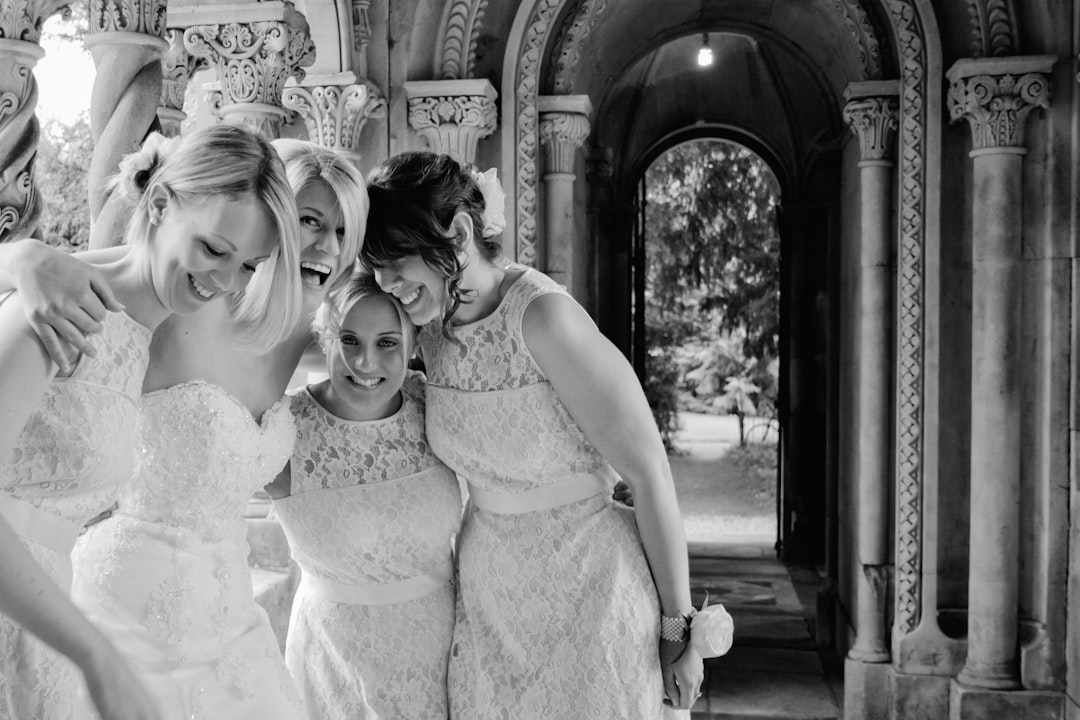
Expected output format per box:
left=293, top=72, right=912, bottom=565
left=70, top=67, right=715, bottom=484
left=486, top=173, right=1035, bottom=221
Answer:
left=325, top=294, right=409, bottom=421
left=372, top=254, right=448, bottom=326
left=149, top=191, right=275, bottom=315
left=296, top=179, right=347, bottom=300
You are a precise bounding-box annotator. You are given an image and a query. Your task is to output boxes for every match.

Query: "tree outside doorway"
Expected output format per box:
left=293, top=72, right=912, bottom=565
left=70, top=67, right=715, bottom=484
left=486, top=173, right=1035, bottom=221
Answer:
left=642, top=140, right=781, bottom=544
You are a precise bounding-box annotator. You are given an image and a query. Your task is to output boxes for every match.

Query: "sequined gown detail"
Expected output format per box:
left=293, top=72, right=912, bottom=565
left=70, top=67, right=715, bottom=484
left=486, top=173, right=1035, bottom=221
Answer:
left=70, top=381, right=303, bottom=720
left=274, top=372, right=461, bottom=720
left=0, top=308, right=149, bottom=720
left=422, top=268, right=669, bottom=719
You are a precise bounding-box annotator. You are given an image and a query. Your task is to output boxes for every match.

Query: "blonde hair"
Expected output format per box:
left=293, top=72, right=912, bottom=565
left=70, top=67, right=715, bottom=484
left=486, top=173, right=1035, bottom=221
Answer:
left=116, top=125, right=302, bottom=353
left=312, top=270, right=416, bottom=372
left=272, top=139, right=368, bottom=288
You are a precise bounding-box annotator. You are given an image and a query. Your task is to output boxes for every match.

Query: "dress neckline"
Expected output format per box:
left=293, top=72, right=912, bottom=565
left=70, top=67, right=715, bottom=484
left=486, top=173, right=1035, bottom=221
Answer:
left=143, top=379, right=286, bottom=430
left=445, top=265, right=531, bottom=331
left=301, top=386, right=406, bottom=426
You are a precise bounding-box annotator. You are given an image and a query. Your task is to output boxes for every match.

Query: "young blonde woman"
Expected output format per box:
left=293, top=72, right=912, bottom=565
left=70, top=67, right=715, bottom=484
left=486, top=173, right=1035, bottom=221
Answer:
left=0, top=124, right=301, bottom=720
left=0, top=139, right=365, bottom=720
left=361, top=152, right=704, bottom=719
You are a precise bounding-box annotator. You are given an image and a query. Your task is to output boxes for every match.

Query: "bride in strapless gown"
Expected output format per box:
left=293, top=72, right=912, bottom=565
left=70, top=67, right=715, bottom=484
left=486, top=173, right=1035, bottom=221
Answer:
left=70, top=380, right=302, bottom=720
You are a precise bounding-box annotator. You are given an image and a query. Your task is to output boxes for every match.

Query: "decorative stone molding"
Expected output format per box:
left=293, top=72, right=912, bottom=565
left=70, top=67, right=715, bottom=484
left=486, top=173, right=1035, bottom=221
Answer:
left=438, top=0, right=488, bottom=80
left=947, top=56, right=1054, bottom=151
left=349, top=0, right=371, bottom=77
left=0, top=37, right=46, bottom=240
left=966, top=0, right=1016, bottom=58
left=183, top=1, right=315, bottom=138
left=158, top=28, right=199, bottom=136
left=404, top=78, right=496, bottom=165
left=91, top=0, right=167, bottom=37
left=842, top=81, right=900, bottom=162
left=283, top=71, right=386, bottom=162
left=834, top=0, right=883, bottom=80
left=537, top=95, right=591, bottom=174
left=547, top=0, right=609, bottom=93
left=0, top=0, right=70, bottom=43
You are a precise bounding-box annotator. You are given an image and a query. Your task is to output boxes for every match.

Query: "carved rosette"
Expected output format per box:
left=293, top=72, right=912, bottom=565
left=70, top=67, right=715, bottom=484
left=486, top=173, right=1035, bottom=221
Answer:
left=948, top=71, right=1051, bottom=150
left=842, top=96, right=899, bottom=161
left=158, top=28, right=199, bottom=137
left=538, top=110, right=590, bottom=174
left=407, top=93, right=496, bottom=164
left=283, top=82, right=386, bottom=159
left=184, top=2, right=315, bottom=138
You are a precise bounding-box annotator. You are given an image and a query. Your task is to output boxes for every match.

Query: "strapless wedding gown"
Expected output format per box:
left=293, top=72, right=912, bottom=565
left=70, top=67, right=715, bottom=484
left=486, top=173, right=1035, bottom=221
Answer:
left=70, top=380, right=303, bottom=720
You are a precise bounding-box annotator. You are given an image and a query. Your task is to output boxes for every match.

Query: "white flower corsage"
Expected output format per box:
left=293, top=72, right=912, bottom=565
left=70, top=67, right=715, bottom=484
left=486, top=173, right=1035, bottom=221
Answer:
left=690, top=593, right=734, bottom=658
left=470, top=168, right=506, bottom=238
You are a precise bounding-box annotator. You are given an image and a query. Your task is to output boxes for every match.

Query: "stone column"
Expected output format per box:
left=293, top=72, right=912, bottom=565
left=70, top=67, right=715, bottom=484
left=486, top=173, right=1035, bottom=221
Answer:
left=403, top=78, right=497, bottom=165
left=841, top=81, right=898, bottom=720
left=283, top=72, right=386, bottom=165
left=157, top=28, right=198, bottom=136
left=946, top=56, right=1054, bottom=692
left=538, top=95, right=591, bottom=297
left=85, top=0, right=169, bottom=221
left=181, top=0, right=315, bottom=138
left=0, top=0, right=72, bottom=240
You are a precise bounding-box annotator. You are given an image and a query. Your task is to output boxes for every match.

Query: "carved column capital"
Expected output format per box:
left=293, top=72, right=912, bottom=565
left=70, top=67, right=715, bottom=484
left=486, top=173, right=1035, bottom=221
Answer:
left=404, top=78, right=497, bottom=165
left=947, top=56, right=1055, bottom=151
left=0, top=0, right=70, bottom=43
left=283, top=72, right=386, bottom=162
left=158, top=28, right=199, bottom=136
left=88, top=0, right=167, bottom=39
left=183, top=1, right=315, bottom=137
left=537, top=95, right=592, bottom=175
left=349, top=0, right=371, bottom=77
left=842, top=81, right=900, bottom=163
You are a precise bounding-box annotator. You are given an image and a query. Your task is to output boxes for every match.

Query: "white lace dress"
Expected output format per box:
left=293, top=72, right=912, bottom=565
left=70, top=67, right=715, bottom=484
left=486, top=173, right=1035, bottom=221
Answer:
left=0, top=308, right=149, bottom=720
left=424, top=268, right=672, bottom=720
left=274, top=372, right=461, bottom=720
left=69, top=381, right=303, bottom=720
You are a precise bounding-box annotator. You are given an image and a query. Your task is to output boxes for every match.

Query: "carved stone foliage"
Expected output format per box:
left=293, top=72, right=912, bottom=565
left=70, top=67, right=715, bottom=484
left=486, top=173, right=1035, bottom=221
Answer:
left=0, top=0, right=69, bottom=43
left=184, top=2, right=315, bottom=133
left=159, top=28, right=200, bottom=136
left=407, top=90, right=496, bottom=164
left=947, top=70, right=1051, bottom=149
left=0, top=41, right=42, bottom=240
left=90, top=0, right=167, bottom=38
left=538, top=110, right=589, bottom=173
left=842, top=96, right=899, bottom=161
left=966, top=0, right=1016, bottom=58
left=439, top=0, right=489, bottom=80
left=283, top=82, right=386, bottom=157
left=350, top=0, right=371, bottom=76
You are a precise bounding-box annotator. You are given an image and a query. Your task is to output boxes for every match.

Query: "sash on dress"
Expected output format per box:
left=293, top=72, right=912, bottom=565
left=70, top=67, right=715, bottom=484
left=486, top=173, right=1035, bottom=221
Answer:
left=0, top=494, right=81, bottom=554
left=466, top=465, right=615, bottom=515
left=301, top=558, right=454, bottom=606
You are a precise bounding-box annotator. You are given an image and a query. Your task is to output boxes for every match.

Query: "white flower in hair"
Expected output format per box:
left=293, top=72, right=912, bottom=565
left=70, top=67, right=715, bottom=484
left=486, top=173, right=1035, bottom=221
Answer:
left=116, top=133, right=181, bottom=201
left=471, top=167, right=506, bottom=238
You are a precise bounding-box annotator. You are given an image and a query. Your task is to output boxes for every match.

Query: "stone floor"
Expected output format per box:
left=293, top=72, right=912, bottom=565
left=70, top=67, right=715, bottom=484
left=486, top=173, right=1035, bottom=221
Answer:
left=690, top=542, right=842, bottom=720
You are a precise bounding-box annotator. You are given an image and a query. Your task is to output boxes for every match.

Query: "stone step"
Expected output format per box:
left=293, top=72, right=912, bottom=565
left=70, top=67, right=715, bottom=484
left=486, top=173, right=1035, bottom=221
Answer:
left=251, top=564, right=299, bottom=653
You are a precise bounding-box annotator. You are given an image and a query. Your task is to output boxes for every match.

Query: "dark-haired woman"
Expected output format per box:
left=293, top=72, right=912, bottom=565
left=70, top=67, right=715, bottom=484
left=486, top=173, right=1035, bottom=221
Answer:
left=360, top=152, right=703, bottom=719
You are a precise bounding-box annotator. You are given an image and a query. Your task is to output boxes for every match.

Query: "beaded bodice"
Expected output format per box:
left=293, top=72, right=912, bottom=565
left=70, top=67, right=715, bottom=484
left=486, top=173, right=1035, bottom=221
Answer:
left=1, top=309, right=150, bottom=524
left=117, top=380, right=295, bottom=539
left=421, top=268, right=608, bottom=494
left=275, top=372, right=461, bottom=586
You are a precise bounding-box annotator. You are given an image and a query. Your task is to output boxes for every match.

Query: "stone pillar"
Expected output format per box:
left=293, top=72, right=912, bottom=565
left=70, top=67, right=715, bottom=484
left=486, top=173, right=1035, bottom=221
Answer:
left=538, top=95, right=591, bottom=298
left=841, top=80, right=898, bottom=720
left=403, top=79, right=497, bottom=165
left=181, top=0, right=315, bottom=138
left=158, top=28, right=198, bottom=136
left=85, top=0, right=169, bottom=221
left=0, top=0, right=71, bottom=240
left=283, top=72, right=386, bottom=165
left=946, top=56, right=1053, bottom=693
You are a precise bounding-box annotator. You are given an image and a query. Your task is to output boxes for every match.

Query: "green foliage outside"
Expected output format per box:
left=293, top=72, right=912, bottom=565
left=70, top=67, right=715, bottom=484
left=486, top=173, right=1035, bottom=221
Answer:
left=35, top=114, right=93, bottom=252
left=643, top=141, right=781, bottom=445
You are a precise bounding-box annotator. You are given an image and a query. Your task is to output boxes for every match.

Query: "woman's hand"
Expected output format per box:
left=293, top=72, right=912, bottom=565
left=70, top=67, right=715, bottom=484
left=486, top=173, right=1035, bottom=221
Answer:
left=612, top=479, right=634, bottom=507
left=8, top=239, right=123, bottom=370
left=80, top=643, right=162, bottom=720
left=660, top=639, right=704, bottom=709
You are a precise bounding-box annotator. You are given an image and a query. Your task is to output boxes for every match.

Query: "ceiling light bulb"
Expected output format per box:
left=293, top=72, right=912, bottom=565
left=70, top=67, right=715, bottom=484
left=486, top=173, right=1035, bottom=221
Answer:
left=697, top=46, right=713, bottom=66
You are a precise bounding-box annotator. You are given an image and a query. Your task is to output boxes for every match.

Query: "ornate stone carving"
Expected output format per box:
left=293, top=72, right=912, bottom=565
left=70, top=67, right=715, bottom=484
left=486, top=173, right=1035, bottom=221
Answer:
left=947, top=59, right=1053, bottom=150
left=283, top=77, right=386, bottom=160
left=90, top=0, right=167, bottom=37
left=184, top=2, right=315, bottom=137
left=158, top=28, right=200, bottom=137
left=0, top=0, right=70, bottom=43
left=548, top=0, right=609, bottom=93
left=834, top=0, right=883, bottom=80
left=350, top=0, right=371, bottom=77
left=405, top=79, right=496, bottom=165
left=0, top=41, right=43, bottom=240
left=842, top=95, right=899, bottom=162
left=439, top=0, right=488, bottom=80
left=538, top=107, right=590, bottom=173
left=966, top=0, right=1016, bottom=58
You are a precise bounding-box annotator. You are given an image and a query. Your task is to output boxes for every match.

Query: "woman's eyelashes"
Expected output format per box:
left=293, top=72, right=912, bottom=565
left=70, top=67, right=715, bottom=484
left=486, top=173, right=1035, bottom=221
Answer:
left=202, top=241, right=225, bottom=258
left=301, top=215, right=323, bottom=231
